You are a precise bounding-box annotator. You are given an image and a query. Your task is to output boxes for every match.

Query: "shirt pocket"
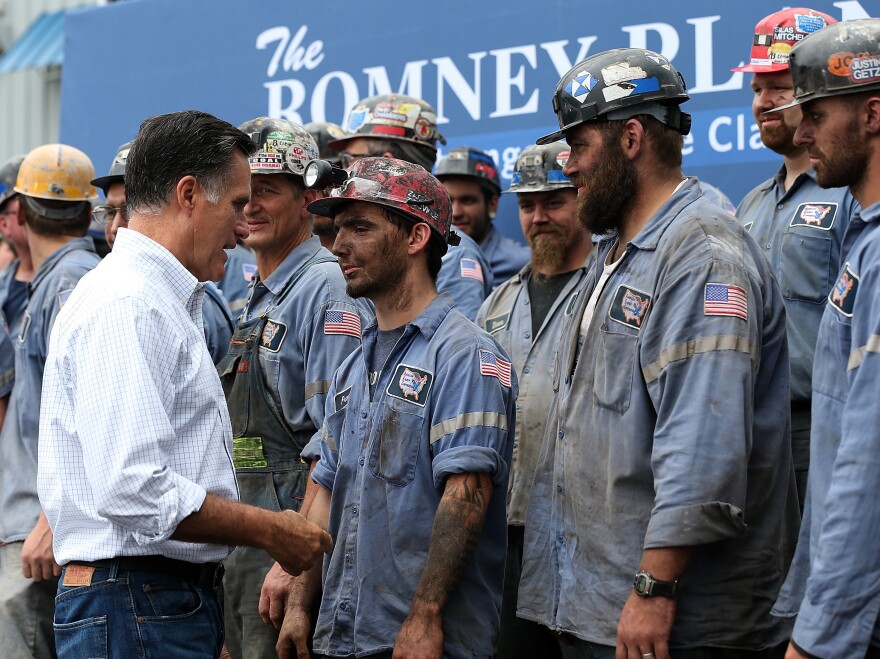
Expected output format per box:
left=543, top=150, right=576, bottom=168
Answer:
left=368, top=402, right=425, bottom=487
left=592, top=326, right=638, bottom=415
left=780, top=231, right=834, bottom=304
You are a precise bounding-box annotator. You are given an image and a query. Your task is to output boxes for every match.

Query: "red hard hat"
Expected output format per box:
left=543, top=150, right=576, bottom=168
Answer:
left=307, top=157, right=458, bottom=249
left=732, top=8, right=836, bottom=73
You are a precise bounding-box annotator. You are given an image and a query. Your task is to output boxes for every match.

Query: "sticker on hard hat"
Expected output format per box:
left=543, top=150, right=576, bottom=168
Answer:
left=555, top=150, right=570, bottom=167
left=266, top=131, right=294, bottom=152
left=564, top=70, right=596, bottom=104
left=602, top=77, right=659, bottom=102
left=768, top=43, right=792, bottom=64
left=414, top=117, right=434, bottom=140
left=372, top=104, right=408, bottom=124
left=794, top=14, right=827, bottom=34
left=601, top=63, right=647, bottom=86
left=828, top=52, right=855, bottom=77
left=850, top=55, right=880, bottom=83
left=252, top=152, right=283, bottom=170
left=347, top=107, right=368, bottom=132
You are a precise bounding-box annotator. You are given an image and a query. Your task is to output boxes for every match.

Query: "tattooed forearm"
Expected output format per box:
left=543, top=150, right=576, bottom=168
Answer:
left=409, top=472, right=493, bottom=612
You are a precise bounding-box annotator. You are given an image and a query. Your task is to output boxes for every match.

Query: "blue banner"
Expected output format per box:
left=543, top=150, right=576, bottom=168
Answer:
left=61, top=0, right=874, bottom=240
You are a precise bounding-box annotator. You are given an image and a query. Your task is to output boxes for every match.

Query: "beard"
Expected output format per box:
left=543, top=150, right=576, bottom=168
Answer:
left=527, top=224, right=573, bottom=272
left=812, top=114, right=870, bottom=190
left=575, top=137, right=638, bottom=236
left=759, top=119, right=799, bottom=155
left=344, top=233, right=410, bottom=301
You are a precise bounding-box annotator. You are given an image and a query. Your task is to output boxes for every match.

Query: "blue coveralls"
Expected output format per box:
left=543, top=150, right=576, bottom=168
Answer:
left=773, top=201, right=880, bottom=656
left=311, top=293, right=517, bottom=659
left=737, top=167, right=857, bottom=511
left=517, top=180, right=797, bottom=650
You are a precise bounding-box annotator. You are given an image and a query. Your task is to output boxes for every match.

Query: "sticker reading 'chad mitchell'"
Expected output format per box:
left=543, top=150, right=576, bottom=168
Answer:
left=387, top=363, right=434, bottom=407
left=609, top=285, right=652, bottom=329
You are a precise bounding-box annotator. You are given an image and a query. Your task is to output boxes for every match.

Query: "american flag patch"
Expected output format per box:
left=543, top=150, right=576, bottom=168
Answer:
left=460, top=258, right=484, bottom=283
left=704, top=283, right=748, bottom=320
left=242, top=263, right=257, bottom=282
left=324, top=310, right=361, bottom=338
left=479, top=350, right=511, bottom=387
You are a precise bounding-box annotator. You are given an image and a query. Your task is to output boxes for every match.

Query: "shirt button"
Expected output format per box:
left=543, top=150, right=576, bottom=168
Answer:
left=557, top=534, right=564, bottom=544
left=524, top=332, right=530, bottom=339
left=339, top=602, right=348, bottom=611
left=345, top=552, right=352, bottom=564
left=777, top=203, right=784, bottom=210
left=523, top=367, right=530, bottom=374
left=515, top=403, right=521, bottom=411
left=558, top=430, right=564, bottom=439
left=352, top=506, right=358, bottom=515
left=358, top=457, right=365, bottom=466
left=556, top=483, right=563, bottom=492
left=766, top=243, right=772, bottom=249
left=524, top=299, right=530, bottom=306
left=361, top=411, right=368, bottom=419
left=564, top=376, right=570, bottom=385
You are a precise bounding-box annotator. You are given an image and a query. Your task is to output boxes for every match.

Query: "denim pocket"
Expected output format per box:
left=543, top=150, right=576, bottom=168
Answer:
left=54, top=615, right=108, bottom=659
left=141, top=580, right=203, bottom=620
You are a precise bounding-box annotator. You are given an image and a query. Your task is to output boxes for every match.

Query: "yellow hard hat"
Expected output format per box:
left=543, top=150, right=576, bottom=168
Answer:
left=14, top=143, right=97, bottom=202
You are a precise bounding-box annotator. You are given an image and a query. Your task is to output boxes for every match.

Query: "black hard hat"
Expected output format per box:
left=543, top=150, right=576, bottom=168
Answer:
left=538, top=48, right=691, bottom=144
left=0, top=154, right=26, bottom=208
left=304, top=122, right=346, bottom=165
left=768, top=19, right=880, bottom=114
left=435, top=146, right=502, bottom=196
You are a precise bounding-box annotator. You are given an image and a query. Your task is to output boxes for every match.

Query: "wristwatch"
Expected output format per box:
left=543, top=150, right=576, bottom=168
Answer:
left=632, top=571, right=678, bottom=598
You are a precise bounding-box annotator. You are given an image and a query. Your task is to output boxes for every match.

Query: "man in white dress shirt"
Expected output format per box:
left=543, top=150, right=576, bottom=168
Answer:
left=37, top=110, right=332, bottom=658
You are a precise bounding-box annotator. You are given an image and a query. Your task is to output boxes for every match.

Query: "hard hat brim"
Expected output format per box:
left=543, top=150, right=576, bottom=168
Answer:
left=91, top=174, right=124, bottom=193
left=536, top=128, right=566, bottom=146
left=764, top=99, right=801, bottom=114
left=731, top=62, right=790, bottom=73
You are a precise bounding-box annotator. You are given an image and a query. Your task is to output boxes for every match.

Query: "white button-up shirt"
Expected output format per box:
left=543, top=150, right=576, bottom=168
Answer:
left=39, top=228, right=239, bottom=565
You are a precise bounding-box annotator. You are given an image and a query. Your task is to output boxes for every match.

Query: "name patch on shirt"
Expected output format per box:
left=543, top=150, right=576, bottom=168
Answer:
left=387, top=363, right=434, bottom=407
left=460, top=258, right=484, bottom=283
left=790, top=202, right=838, bottom=230
left=829, top=263, right=858, bottom=317
left=260, top=319, right=288, bottom=352
left=608, top=285, right=651, bottom=329
left=334, top=386, right=352, bottom=412
left=484, top=312, right=509, bottom=334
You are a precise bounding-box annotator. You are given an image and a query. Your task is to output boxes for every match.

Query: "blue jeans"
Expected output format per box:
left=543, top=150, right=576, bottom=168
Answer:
left=53, top=560, right=224, bottom=659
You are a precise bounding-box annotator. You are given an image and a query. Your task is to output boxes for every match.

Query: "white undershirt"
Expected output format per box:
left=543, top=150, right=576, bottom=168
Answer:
left=578, top=177, right=688, bottom=338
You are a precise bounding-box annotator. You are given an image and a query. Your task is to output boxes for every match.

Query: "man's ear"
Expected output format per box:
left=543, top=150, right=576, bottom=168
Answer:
left=300, top=188, right=321, bottom=221
left=175, top=175, right=198, bottom=217
left=864, top=95, right=880, bottom=136
left=621, top=118, right=646, bottom=160
left=488, top=194, right=500, bottom=216
left=409, top=222, right=433, bottom=255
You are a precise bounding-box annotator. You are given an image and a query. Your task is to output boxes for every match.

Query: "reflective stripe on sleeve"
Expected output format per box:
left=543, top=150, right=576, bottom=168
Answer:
left=429, top=411, right=508, bottom=444
left=304, top=379, right=332, bottom=400
left=848, top=334, right=880, bottom=372
left=642, top=334, right=757, bottom=384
